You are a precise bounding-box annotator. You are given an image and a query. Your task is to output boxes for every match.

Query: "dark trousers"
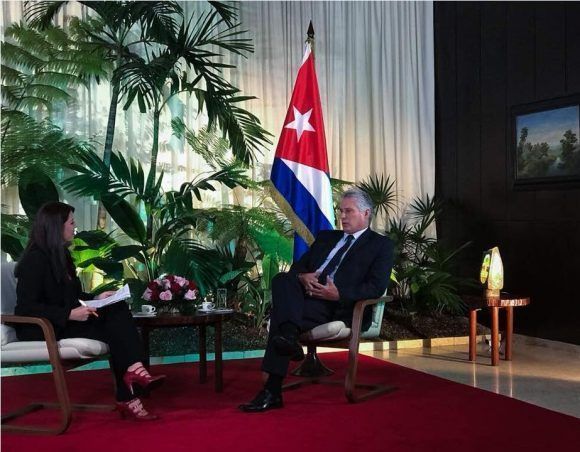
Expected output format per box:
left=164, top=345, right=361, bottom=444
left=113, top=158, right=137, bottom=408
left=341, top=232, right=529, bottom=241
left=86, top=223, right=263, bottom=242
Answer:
left=62, top=302, right=145, bottom=401
left=262, top=272, right=337, bottom=377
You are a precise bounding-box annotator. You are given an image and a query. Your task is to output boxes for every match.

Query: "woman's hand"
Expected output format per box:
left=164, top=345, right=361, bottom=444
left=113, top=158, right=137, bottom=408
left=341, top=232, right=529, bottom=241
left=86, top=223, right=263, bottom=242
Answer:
left=95, top=290, right=116, bottom=300
left=69, top=306, right=97, bottom=321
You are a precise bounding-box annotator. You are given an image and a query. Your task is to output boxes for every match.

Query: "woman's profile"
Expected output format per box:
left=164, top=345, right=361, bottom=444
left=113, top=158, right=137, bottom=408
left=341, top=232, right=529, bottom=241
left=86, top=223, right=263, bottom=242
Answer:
left=15, top=202, right=164, bottom=421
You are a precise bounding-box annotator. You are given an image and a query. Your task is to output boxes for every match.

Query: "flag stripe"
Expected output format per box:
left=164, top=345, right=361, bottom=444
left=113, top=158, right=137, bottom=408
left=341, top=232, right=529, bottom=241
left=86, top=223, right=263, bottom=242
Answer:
left=271, top=159, right=334, bottom=234
left=279, top=158, right=334, bottom=225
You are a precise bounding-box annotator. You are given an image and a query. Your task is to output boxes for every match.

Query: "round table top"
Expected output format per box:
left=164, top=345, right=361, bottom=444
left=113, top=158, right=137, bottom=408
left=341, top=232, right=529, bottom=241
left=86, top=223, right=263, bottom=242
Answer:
left=463, top=293, right=531, bottom=308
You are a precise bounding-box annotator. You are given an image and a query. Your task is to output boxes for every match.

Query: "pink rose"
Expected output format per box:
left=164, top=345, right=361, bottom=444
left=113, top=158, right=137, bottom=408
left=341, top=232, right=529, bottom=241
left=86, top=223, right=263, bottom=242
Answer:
left=159, top=290, right=173, bottom=301
left=174, top=276, right=187, bottom=287
left=184, top=289, right=197, bottom=300
left=142, top=288, right=152, bottom=301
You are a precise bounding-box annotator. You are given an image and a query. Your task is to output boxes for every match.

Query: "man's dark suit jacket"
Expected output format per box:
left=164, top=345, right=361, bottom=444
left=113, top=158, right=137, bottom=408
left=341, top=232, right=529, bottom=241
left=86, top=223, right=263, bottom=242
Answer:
left=288, top=228, right=394, bottom=330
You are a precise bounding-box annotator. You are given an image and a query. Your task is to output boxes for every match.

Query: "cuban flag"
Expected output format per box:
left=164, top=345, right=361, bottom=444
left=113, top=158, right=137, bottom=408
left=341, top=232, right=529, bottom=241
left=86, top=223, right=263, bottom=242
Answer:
left=270, top=41, right=335, bottom=260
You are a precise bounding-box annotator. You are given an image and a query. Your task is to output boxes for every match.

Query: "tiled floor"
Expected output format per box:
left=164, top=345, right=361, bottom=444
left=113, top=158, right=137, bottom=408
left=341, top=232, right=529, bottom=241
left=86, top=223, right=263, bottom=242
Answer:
left=362, top=334, right=580, bottom=418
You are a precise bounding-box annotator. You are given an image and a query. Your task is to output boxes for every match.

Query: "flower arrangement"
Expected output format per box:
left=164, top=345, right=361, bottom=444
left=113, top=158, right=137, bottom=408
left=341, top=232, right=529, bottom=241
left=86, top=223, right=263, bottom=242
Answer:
left=142, top=275, right=199, bottom=307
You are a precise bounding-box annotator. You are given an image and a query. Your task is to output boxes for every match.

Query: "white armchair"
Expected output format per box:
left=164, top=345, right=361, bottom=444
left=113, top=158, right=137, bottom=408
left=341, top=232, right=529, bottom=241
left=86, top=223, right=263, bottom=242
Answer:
left=285, top=295, right=396, bottom=403
left=1, top=262, right=111, bottom=435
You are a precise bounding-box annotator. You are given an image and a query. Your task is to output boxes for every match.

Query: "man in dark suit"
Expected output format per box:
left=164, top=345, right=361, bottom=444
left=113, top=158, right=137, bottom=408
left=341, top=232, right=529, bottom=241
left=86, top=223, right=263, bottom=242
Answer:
left=239, top=188, right=394, bottom=412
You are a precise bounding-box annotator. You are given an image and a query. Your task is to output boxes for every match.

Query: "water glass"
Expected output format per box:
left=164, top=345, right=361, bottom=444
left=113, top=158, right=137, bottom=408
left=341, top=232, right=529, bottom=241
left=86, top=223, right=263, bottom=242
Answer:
left=217, top=288, right=227, bottom=310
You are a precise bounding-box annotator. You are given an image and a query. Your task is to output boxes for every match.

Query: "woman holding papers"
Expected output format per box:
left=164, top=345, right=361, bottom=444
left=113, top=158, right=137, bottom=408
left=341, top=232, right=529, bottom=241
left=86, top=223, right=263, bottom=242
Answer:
left=14, top=202, right=165, bottom=421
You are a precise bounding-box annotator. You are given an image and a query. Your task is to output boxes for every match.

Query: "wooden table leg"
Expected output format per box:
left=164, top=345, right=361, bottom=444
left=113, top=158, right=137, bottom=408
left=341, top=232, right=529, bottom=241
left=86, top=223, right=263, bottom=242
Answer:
left=141, top=326, right=151, bottom=369
left=490, top=306, right=500, bottom=366
left=215, top=321, right=223, bottom=393
left=505, top=306, right=513, bottom=360
left=469, top=309, right=477, bottom=361
left=199, top=325, right=207, bottom=383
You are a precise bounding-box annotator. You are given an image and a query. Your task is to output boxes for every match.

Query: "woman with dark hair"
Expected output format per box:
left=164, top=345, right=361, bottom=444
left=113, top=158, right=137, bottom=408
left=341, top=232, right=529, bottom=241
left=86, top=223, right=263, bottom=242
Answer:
left=15, top=202, right=164, bottom=421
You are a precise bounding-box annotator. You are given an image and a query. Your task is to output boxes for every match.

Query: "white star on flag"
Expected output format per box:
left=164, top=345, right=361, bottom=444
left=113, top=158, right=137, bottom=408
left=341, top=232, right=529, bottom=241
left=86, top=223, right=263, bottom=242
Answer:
left=284, top=106, right=315, bottom=142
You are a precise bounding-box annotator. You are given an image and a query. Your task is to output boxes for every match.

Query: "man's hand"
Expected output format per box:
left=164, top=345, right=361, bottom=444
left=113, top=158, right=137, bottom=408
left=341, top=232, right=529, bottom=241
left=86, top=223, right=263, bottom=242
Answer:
left=69, top=306, right=97, bottom=321
left=309, top=277, right=340, bottom=301
left=95, top=290, right=116, bottom=300
left=298, top=272, right=320, bottom=292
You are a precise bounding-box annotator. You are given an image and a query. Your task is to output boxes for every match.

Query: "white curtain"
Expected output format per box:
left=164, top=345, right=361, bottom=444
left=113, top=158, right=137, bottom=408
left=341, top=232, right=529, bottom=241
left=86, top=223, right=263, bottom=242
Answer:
left=225, top=1, right=435, bottom=226
left=1, top=1, right=434, bottom=232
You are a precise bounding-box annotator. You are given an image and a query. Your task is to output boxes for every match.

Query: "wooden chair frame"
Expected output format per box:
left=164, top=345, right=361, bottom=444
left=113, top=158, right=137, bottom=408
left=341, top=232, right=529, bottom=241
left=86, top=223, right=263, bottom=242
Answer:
left=284, top=297, right=395, bottom=403
left=1, top=314, right=113, bottom=435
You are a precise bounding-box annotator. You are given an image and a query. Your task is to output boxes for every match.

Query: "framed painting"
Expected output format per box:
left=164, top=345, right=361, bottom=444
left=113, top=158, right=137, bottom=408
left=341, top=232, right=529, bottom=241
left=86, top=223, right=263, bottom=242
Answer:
left=510, top=94, right=580, bottom=189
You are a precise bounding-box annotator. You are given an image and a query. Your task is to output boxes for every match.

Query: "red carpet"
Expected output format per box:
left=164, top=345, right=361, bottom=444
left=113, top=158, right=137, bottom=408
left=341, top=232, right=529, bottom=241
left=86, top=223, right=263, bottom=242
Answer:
left=2, top=353, right=579, bottom=451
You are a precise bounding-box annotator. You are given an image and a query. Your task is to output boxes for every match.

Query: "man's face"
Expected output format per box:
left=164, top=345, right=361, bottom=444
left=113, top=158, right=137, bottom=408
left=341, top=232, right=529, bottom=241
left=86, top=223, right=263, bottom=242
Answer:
left=339, top=197, right=370, bottom=234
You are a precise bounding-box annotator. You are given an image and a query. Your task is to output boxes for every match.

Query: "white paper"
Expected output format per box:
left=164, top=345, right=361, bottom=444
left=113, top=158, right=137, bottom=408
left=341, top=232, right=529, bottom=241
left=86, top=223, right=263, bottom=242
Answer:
left=85, top=284, right=131, bottom=309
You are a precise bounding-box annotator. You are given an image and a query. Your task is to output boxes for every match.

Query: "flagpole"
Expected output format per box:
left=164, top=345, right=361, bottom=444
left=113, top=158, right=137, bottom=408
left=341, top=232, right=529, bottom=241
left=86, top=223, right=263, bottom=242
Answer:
left=307, top=21, right=315, bottom=56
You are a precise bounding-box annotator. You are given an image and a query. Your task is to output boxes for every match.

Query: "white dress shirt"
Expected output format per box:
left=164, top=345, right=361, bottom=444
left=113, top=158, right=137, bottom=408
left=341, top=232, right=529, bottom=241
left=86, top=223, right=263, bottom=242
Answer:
left=316, top=228, right=367, bottom=278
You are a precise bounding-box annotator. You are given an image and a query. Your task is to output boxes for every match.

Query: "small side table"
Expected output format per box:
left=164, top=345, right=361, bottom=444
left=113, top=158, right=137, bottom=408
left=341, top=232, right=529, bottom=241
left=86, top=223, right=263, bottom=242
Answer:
left=463, top=294, right=530, bottom=366
left=133, top=311, right=233, bottom=392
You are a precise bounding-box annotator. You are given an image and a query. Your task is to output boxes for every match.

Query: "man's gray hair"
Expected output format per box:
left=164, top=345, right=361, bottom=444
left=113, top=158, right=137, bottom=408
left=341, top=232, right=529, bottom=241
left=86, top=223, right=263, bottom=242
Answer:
left=341, top=187, right=374, bottom=221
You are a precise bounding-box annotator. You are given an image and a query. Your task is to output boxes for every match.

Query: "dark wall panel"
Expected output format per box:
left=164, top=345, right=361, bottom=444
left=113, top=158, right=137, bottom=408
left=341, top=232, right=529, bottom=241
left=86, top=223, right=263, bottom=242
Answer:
left=435, top=2, right=580, bottom=343
left=535, top=4, right=566, bottom=100
left=455, top=3, right=482, bottom=217
left=480, top=3, right=507, bottom=221
left=434, top=2, right=459, bottom=243
left=566, top=4, right=580, bottom=92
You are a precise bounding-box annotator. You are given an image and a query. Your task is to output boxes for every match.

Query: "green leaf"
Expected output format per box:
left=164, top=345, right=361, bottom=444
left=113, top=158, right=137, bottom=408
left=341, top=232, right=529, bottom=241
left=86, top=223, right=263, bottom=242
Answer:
left=218, top=269, right=246, bottom=284
left=0, top=234, right=25, bottom=260
left=162, top=239, right=224, bottom=295
left=101, top=193, right=147, bottom=244
left=111, top=245, right=144, bottom=261
left=89, top=258, right=124, bottom=280
left=18, top=167, right=59, bottom=218
left=89, top=280, right=122, bottom=297
left=74, top=230, right=114, bottom=249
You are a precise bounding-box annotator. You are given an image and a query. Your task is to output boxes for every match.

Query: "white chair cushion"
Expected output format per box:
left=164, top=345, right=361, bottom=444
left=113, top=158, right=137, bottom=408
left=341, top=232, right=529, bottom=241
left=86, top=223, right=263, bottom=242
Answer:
left=1, top=262, right=18, bottom=346
left=1, top=324, right=17, bottom=346
left=1, top=338, right=109, bottom=362
left=300, top=321, right=351, bottom=342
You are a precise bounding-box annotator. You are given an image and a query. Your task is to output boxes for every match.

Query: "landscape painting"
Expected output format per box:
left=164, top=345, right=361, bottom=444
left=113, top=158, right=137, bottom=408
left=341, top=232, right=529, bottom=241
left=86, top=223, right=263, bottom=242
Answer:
left=512, top=96, right=580, bottom=187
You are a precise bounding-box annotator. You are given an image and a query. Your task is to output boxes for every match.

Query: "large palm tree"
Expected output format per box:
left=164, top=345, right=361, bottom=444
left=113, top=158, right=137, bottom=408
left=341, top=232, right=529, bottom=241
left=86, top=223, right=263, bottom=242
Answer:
left=117, top=6, right=273, bottom=238
left=1, top=21, right=107, bottom=184
left=24, top=1, right=184, bottom=229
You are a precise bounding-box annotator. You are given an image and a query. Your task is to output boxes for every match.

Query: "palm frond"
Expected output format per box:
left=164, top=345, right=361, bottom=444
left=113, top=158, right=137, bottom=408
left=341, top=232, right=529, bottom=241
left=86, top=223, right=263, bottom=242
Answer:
left=1, top=111, right=95, bottom=186
left=24, top=1, right=67, bottom=29
left=180, top=164, right=252, bottom=202
left=162, top=239, right=225, bottom=295
left=357, top=174, right=398, bottom=219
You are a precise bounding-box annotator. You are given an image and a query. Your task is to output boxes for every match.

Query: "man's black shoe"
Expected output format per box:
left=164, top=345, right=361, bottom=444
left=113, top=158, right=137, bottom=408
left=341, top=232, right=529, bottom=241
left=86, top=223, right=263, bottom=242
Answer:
left=272, top=335, right=305, bottom=361
left=239, top=389, right=283, bottom=412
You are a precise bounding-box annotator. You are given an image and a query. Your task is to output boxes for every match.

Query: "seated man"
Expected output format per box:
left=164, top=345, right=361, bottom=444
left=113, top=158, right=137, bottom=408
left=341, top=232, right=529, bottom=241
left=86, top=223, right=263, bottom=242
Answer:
left=239, top=188, right=394, bottom=412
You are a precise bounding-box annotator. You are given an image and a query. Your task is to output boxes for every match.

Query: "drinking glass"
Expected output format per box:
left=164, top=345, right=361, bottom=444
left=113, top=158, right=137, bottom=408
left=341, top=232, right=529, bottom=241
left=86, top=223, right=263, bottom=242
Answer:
left=216, top=288, right=227, bottom=310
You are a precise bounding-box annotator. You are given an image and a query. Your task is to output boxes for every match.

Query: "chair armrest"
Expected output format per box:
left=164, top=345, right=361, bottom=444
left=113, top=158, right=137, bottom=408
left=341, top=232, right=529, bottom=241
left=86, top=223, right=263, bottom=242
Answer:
left=350, top=296, right=389, bottom=339
left=1, top=314, right=59, bottom=352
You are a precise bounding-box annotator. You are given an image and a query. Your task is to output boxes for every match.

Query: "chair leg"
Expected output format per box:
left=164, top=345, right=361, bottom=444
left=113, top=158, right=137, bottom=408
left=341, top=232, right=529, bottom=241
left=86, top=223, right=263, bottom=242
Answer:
left=2, top=354, right=72, bottom=434
left=284, top=342, right=396, bottom=403
left=290, top=345, right=335, bottom=377
left=344, top=335, right=395, bottom=403
left=2, top=353, right=113, bottom=435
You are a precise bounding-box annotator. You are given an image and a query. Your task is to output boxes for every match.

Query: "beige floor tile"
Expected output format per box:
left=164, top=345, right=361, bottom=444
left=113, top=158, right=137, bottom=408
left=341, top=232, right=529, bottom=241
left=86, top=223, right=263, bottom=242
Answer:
left=362, top=334, right=580, bottom=418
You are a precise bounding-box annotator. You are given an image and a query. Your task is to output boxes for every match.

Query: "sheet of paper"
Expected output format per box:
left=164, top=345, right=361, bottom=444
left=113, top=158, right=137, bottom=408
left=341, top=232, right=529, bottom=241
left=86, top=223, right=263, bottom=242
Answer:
left=85, top=284, right=131, bottom=309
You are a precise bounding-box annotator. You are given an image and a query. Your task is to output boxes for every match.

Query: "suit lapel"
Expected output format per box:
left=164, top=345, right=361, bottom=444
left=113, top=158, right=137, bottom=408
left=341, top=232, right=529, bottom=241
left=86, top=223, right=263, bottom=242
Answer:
left=340, top=228, right=373, bottom=265
left=312, top=232, right=343, bottom=270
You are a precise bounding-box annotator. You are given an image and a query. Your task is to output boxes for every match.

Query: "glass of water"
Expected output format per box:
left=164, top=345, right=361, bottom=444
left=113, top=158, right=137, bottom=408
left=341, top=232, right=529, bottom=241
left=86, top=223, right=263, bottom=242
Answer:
left=216, top=288, right=227, bottom=310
